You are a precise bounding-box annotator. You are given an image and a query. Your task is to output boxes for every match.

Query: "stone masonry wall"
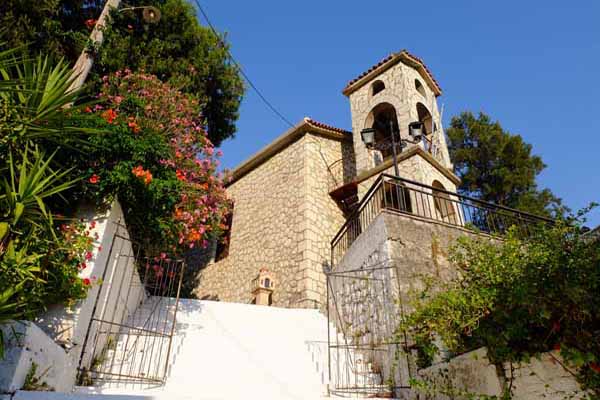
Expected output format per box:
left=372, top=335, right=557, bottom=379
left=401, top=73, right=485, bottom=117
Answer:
left=383, top=210, right=483, bottom=304
left=301, top=135, right=352, bottom=307
left=194, top=131, right=349, bottom=308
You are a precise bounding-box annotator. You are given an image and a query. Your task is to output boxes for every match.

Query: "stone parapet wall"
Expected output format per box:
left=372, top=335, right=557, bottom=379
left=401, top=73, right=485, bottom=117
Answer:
left=329, top=211, right=493, bottom=391
left=382, top=210, right=481, bottom=304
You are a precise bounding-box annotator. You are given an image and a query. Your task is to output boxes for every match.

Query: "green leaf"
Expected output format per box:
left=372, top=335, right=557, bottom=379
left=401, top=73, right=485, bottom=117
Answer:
left=12, top=202, right=24, bottom=224
left=0, top=222, right=8, bottom=240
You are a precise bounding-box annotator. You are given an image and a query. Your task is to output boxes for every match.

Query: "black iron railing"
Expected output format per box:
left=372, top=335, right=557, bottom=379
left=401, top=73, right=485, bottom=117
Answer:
left=331, top=173, right=553, bottom=267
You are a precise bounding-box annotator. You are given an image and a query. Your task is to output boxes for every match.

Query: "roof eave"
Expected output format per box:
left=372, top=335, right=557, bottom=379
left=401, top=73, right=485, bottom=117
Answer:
left=226, top=119, right=352, bottom=186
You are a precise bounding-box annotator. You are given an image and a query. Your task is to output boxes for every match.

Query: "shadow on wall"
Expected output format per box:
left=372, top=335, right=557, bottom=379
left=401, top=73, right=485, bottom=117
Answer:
left=182, top=241, right=217, bottom=298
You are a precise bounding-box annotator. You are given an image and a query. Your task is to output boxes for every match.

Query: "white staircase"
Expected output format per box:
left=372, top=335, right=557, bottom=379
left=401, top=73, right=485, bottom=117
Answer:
left=61, top=299, right=393, bottom=400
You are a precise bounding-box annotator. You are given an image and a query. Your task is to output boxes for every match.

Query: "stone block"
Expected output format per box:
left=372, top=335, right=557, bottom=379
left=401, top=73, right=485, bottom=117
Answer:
left=418, top=348, right=503, bottom=399
left=0, top=321, right=75, bottom=393
left=506, top=352, right=587, bottom=400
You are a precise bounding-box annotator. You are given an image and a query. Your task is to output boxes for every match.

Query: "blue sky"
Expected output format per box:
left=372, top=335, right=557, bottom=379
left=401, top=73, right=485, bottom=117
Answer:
left=200, top=1, right=600, bottom=227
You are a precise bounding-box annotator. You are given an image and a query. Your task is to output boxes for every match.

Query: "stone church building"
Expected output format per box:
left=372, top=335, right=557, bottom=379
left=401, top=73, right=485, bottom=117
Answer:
left=194, top=50, right=463, bottom=308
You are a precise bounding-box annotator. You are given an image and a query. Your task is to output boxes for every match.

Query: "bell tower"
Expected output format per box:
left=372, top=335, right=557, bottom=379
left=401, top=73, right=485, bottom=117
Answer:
left=343, top=50, right=453, bottom=180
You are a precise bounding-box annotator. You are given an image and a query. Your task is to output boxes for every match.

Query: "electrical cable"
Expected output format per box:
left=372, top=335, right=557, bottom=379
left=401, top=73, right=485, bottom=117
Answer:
left=192, top=0, right=295, bottom=129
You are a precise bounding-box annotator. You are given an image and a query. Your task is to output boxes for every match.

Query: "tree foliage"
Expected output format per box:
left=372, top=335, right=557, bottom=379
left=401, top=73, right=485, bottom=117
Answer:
left=0, top=0, right=103, bottom=61
left=0, top=0, right=244, bottom=146
left=447, top=112, right=565, bottom=218
left=401, top=208, right=600, bottom=396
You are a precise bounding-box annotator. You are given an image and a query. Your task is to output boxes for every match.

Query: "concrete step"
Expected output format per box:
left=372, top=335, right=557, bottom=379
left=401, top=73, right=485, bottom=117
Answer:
left=15, top=390, right=399, bottom=400
left=77, top=299, right=393, bottom=400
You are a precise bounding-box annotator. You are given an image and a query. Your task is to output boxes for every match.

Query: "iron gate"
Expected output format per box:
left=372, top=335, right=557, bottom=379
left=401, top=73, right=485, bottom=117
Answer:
left=326, top=263, right=413, bottom=398
left=77, top=222, right=185, bottom=385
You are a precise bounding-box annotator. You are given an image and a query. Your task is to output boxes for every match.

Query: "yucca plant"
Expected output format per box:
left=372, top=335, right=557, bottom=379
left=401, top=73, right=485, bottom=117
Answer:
left=0, top=45, right=100, bottom=356
left=0, top=145, right=78, bottom=252
left=0, top=44, right=99, bottom=156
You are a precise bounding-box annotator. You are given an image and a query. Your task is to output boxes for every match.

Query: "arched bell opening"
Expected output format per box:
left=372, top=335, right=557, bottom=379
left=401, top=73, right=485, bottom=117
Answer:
left=371, top=80, right=386, bottom=96
left=364, top=102, right=401, bottom=160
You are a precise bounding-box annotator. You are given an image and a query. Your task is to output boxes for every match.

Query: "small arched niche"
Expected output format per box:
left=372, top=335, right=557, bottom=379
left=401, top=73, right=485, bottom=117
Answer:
left=371, top=80, right=386, bottom=96
left=415, top=79, right=427, bottom=98
left=416, top=102, right=433, bottom=135
left=364, top=102, right=400, bottom=159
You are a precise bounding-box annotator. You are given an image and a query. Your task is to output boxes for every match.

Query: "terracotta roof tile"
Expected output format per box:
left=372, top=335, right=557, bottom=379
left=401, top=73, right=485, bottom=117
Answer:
left=344, top=53, right=396, bottom=89
left=343, top=50, right=442, bottom=96
left=304, top=117, right=352, bottom=135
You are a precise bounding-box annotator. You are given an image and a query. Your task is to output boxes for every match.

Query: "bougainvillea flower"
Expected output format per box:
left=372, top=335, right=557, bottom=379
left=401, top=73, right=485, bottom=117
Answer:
left=83, top=278, right=91, bottom=286
left=101, top=108, right=118, bottom=124
left=89, top=174, right=100, bottom=184
left=590, top=363, right=600, bottom=373
left=176, top=169, right=186, bottom=182
left=132, top=166, right=152, bottom=185
left=128, top=117, right=141, bottom=133
left=85, top=19, right=97, bottom=29
left=97, top=71, right=231, bottom=251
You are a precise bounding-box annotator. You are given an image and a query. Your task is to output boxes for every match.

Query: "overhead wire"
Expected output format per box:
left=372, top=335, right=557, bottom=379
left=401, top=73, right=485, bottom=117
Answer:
left=191, top=0, right=295, bottom=128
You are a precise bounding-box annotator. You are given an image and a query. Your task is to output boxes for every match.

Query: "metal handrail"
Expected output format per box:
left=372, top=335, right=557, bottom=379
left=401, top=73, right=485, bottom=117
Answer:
left=330, top=173, right=553, bottom=267
left=330, top=174, right=385, bottom=246
left=380, top=173, right=553, bottom=223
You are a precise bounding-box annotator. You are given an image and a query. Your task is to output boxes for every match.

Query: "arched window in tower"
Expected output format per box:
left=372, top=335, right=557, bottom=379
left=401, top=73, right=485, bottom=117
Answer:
left=364, top=102, right=400, bottom=160
left=371, top=80, right=385, bottom=96
left=415, top=79, right=427, bottom=98
left=432, top=180, right=457, bottom=224
left=416, top=103, right=433, bottom=135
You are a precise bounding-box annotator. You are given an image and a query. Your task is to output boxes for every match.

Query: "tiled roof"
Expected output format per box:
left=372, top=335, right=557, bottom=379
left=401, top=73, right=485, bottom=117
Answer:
left=344, top=53, right=396, bottom=89
left=304, top=117, right=352, bottom=135
left=343, top=50, right=442, bottom=96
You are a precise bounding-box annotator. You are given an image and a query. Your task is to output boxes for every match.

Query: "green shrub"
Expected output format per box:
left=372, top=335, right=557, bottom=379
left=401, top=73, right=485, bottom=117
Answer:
left=401, top=209, right=600, bottom=395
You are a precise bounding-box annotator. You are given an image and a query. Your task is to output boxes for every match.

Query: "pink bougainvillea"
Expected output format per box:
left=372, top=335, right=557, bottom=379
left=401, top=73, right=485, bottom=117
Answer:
left=94, top=71, right=230, bottom=251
